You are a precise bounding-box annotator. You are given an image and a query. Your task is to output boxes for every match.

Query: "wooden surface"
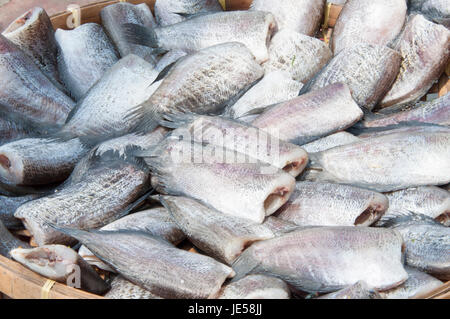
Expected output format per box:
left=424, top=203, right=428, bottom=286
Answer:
left=415, top=281, right=450, bottom=299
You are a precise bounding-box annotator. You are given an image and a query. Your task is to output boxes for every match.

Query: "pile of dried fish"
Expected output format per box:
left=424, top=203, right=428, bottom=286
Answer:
left=0, top=0, right=449, bottom=300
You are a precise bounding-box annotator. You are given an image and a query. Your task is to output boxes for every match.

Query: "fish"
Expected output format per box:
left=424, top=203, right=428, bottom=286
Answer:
left=379, top=266, right=443, bottom=299
left=0, top=220, right=30, bottom=258
left=262, top=30, right=332, bottom=83
left=2, top=7, right=62, bottom=88
left=56, top=227, right=235, bottom=299
left=14, top=151, right=151, bottom=246
left=251, top=83, right=364, bottom=145
left=217, top=274, right=290, bottom=299
left=0, top=194, right=38, bottom=229
left=10, top=245, right=110, bottom=295
left=154, top=49, right=187, bottom=72
left=276, top=182, right=389, bottom=227
left=78, top=207, right=186, bottom=272
left=382, top=212, right=450, bottom=280
left=100, top=2, right=158, bottom=64
left=122, top=11, right=277, bottom=64
left=0, top=34, right=75, bottom=126
left=231, top=226, right=408, bottom=293
left=262, top=216, right=300, bottom=236
left=380, top=186, right=450, bottom=226
left=331, top=0, right=407, bottom=54
left=0, top=137, right=88, bottom=186
left=163, top=113, right=309, bottom=177
left=160, top=195, right=275, bottom=265
left=105, top=275, right=163, bottom=299
left=129, top=42, right=264, bottom=131
left=409, top=0, right=450, bottom=28
left=379, top=14, right=450, bottom=108
left=361, top=93, right=450, bottom=128
left=58, top=54, right=160, bottom=139
left=154, top=0, right=223, bottom=27
left=250, top=0, right=325, bottom=35
left=303, top=126, right=450, bottom=192
left=300, top=43, right=402, bottom=111
left=138, top=136, right=295, bottom=223
left=317, top=281, right=382, bottom=299
left=55, top=23, right=119, bottom=101
left=224, top=71, right=303, bottom=119
left=301, top=132, right=360, bottom=154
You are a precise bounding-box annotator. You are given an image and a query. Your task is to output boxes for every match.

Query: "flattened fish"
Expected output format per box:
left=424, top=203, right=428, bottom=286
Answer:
left=0, top=220, right=30, bottom=258
left=262, top=30, right=332, bottom=83
left=56, top=228, right=234, bottom=299
left=55, top=23, right=119, bottom=101
left=331, top=0, right=407, bottom=54
left=300, top=44, right=401, bottom=111
left=252, top=83, right=363, bottom=145
left=380, top=14, right=450, bottom=108
left=105, top=276, right=163, bottom=299
left=0, top=194, right=37, bottom=229
left=301, top=132, right=360, bottom=153
left=154, top=0, right=223, bottom=26
left=225, top=70, right=303, bottom=119
left=218, top=274, right=290, bottom=299
left=160, top=195, right=275, bottom=265
left=11, top=245, right=110, bottom=295
left=0, top=35, right=75, bottom=126
left=317, top=281, right=382, bottom=299
left=250, top=0, right=325, bottom=35
left=232, top=226, right=407, bottom=293
left=276, top=182, right=388, bottom=227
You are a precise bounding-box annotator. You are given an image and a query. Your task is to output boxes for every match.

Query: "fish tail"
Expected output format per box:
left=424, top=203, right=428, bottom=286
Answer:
left=122, top=23, right=160, bottom=49
left=159, top=111, right=199, bottom=129
left=230, top=247, right=260, bottom=282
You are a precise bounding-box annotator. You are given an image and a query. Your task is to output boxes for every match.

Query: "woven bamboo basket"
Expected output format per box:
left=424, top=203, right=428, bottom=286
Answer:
left=0, top=0, right=448, bottom=299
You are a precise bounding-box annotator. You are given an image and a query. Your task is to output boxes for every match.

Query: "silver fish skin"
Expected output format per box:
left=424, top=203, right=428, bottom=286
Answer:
left=101, top=2, right=157, bottom=64
left=305, top=127, right=450, bottom=192
left=224, top=70, right=303, bottom=119
left=379, top=266, right=443, bottom=299
left=0, top=220, right=30, bottom=258
left=14, top=154, right=151, bottom=246
left=55, top=23, right=119, bottom=101
left=57, top=228, right=234, bottom=299
left=132, top=42, right=264, bottom=131
left=262, top=216, right=300, bottom=236
left=276, top=182, right=389, bottom=227
left=154, top=0, right=223, bottom=27
left=59, top=54, right=159, bottom=138
left=155, top=49, right=187, bottom=72
left=160, top=195, right=275, bottom=265
left=250, top=0, right=325, bottom=35
left=328, top=0, right=347, bottom=4
left=124, top=11, right=277, bottom=64
left=362, top=93, right=450, bottom=128
left=380, top=15, right=450, bottom=108
left=218, top=274, right=290, bottom=299
left=301, top=132, right=360, bottom=154
left=0, top=35, right=75, bottom=126
left=317, top=281, right=382, bottom=299
left=0, top=107, right=44, bottom=146
left=410, top=0, right=450, bottom=27
left=380, top=186, right=450, bottom=226
left=0, top=137, right=87, bottom=186
left=232, top=226, right=408, bottom=293
left=78, top=207, right=186, bottom=272
left=300, top=44, right=402, bottom=111
left=0, top=194, right=37, bottom=229
left=105, top=276, right=163, bottom=299
left=141, top=137, right=295, bottom=223
left=331, top=0, right=407, bottom=54
left=252, top=83, right=363, bottom=145
left=165, top=114, right=308, bottom=177
left=262, top=30, right=332, bottom=83
left=382, top=213, right=450, bottom=280
left=2, top=7, right=61, bottom=87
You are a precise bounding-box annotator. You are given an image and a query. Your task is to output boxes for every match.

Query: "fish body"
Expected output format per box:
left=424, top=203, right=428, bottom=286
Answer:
left=225, top=70, right=303, bottom=119
left=154, top=0, right=223, bottom=26
left=250, top=0, right=325, bottom=35
left=10, top=245, right=109, bottom=295
left=262, top=216, right=300, bottom=236
left=409, top=0, right=450, bottom=27
left=218, top=274, right=290, bottom=299
left=380, top=14, right=450, bottom=108
left=252, top=83, right=363, bottom=145
left=0, top=220, right=30, bottom=258
left=0, top=107, right=44, bottom=145
left=232, top=226, right=407, bottom=293
left=300, top=44, right=401, bottom=111
left=105, top=276, right=163, bottom=299
left=55, top=23, right=119, bottom=101
left=301, top=132, right=360, bottom=153
left=276, top=182, right=388, bottom=227
left=0, top=194, right=37, bottom=229
left=317, top=281, right=382, bottom=299
left=331, top=0, right=407, bottom=54
left=262, top=30, right=332, bottom=83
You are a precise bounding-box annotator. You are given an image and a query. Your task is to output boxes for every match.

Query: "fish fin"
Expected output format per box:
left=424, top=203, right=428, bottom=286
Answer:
left=159, top=111, right=200, bottom=129
left=379, top=209, right=442, bottom=228
left=230, top=247, right=261, bottom=282
left=121, top=23, right=161, bottom=49
left=125, top=102, right=162, bottom=134
left=153, top=61, right=176, bottom=82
